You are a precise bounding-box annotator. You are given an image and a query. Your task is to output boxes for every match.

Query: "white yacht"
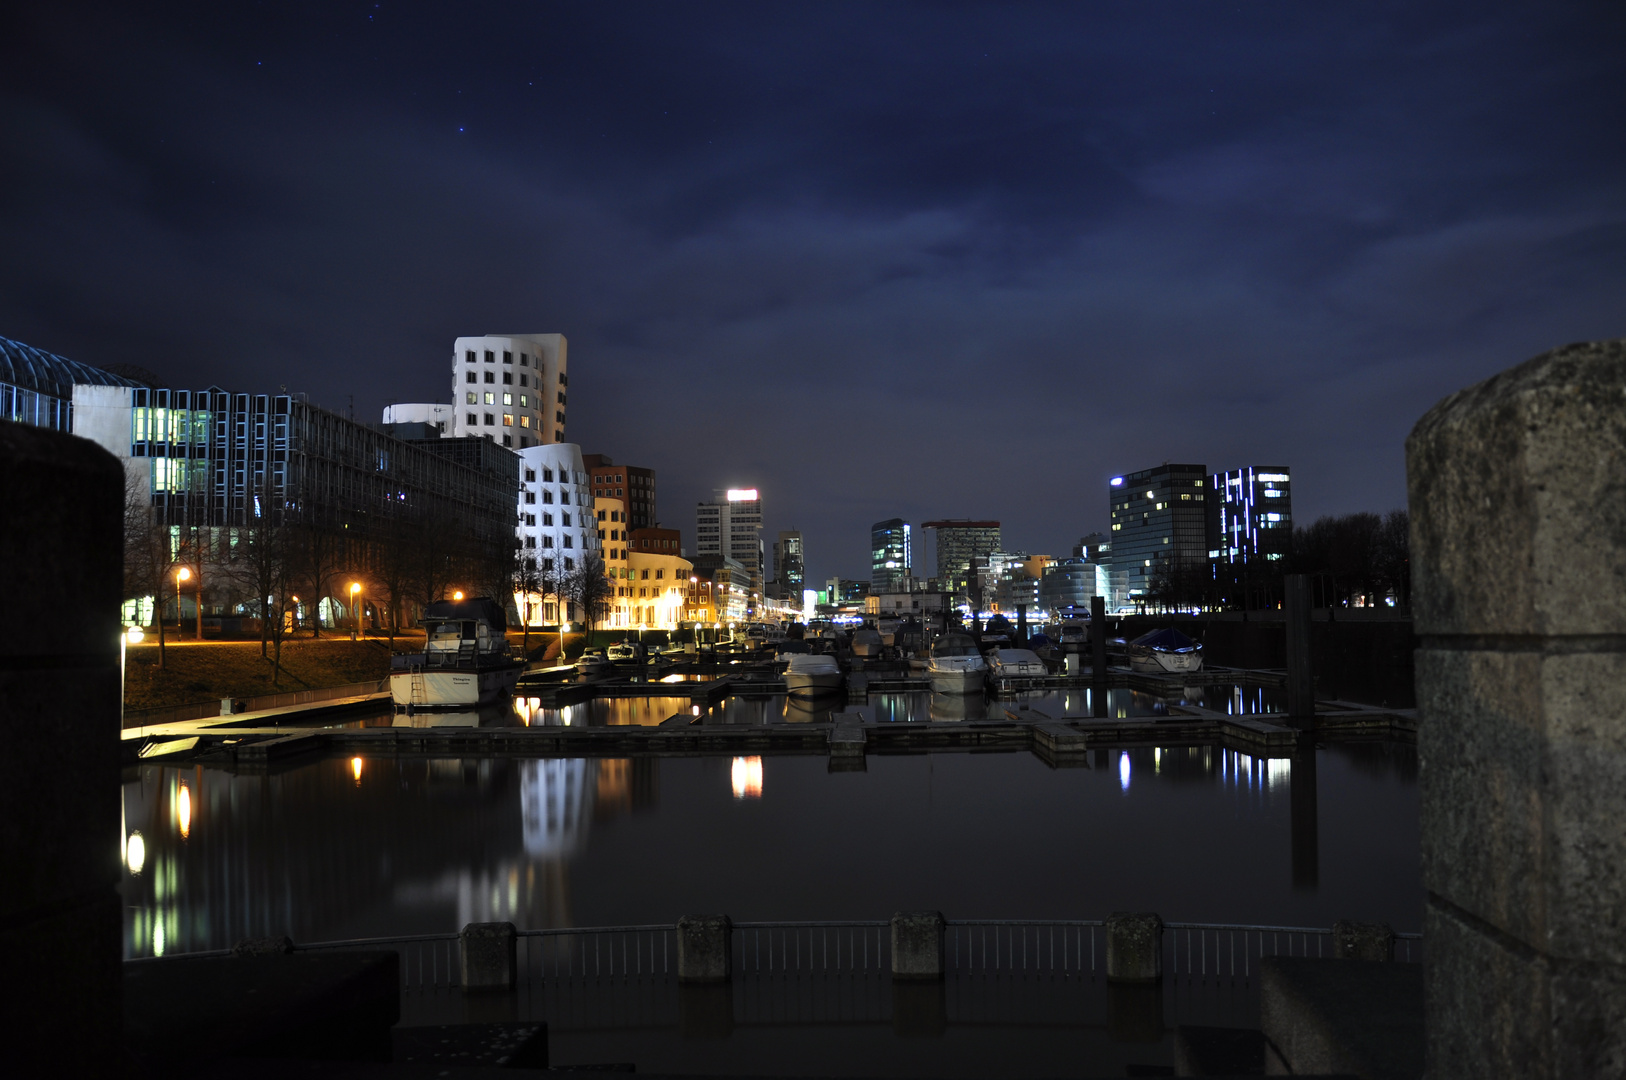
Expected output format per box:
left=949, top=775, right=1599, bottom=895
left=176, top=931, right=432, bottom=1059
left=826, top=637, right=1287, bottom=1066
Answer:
left=986, top=648, right=1048, bottom=690
left=782, top=652, right=844, bottom=697
left=927, top=632, right=987, bottom=694
left=391, top=598, right=524, bottom=708
left=1128, top=627, right=1204, bottom=674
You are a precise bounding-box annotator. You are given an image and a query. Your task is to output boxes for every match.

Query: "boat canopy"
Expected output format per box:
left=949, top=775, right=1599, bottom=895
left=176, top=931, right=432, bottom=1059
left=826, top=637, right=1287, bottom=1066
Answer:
left=1129, top=627, right=1201, bottom=653
left=422, top=597, right=508, bottom=631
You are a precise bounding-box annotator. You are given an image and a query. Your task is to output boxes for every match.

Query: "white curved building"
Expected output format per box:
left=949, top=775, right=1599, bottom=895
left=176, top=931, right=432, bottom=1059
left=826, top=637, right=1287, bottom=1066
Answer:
left=515, top=442, right=602, bottom=624
left=451, top=333, right=567, bottom=449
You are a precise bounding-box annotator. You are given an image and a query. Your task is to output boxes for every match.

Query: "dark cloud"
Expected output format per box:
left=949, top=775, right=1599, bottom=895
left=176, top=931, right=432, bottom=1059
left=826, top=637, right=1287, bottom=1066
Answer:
left=3, top=1, right=1623, bottom=582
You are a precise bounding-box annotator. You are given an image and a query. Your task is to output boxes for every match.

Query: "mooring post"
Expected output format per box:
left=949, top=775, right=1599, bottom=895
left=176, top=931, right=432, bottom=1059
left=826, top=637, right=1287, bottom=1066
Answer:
left=460, top=922, right=517, bottom=992
left=1284, top=573, right=1313, bottom=718
left=1408, top=339, right=1626, bottom=1078
left=676, top=914, right=732, bottom=983
left=1332, top=921, right=1395, bottom=962
left=1091, top=595, right=1109, bottom=716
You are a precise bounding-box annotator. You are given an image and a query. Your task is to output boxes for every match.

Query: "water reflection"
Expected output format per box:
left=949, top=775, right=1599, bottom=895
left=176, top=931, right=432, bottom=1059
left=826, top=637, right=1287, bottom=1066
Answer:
left=119, top=740, right=1417, bottom=959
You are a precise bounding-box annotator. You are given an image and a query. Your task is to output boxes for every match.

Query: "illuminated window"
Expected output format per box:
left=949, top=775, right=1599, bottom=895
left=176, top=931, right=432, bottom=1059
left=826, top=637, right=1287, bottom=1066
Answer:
left=502, top=414, right=513, bottom=426
left=484, top=392, right=494, bottom=405
left=503, top=393, right=512, bottom=406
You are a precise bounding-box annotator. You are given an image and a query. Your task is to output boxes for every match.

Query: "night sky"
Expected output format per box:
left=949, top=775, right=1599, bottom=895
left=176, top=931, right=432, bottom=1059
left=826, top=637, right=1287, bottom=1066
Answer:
left=4, top=3, right=1623, bottom=584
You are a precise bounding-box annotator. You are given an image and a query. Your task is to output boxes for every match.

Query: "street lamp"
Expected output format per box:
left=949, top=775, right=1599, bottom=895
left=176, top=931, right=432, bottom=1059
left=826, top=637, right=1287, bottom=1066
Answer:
left=176, top=566, right=200, bottom=640
left=349, top=582, right=361, bottom=641
left=452, top=590, right=465, bottom=601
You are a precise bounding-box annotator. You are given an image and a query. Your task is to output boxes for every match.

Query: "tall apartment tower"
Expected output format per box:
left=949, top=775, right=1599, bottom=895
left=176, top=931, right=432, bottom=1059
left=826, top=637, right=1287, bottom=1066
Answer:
left=773, top=530, right=805, bottom=600
left=696, top=489, right=764, bottom=600
left=1109, top=463, right=1209, bottom=604
left=1207, top=466, right=1292, bottom=564
left=922, top=520, right=1001, bottom=601
left=583, top=453, right=657, bottom=531
left=870, top=518, right=912, bottom=593
left=451, top=334, right=568, bottom=449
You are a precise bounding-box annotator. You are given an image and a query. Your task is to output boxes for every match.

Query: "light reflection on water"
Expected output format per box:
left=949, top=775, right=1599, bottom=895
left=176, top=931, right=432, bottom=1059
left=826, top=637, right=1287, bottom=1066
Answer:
left=119, top=741, right=1419, bottom=960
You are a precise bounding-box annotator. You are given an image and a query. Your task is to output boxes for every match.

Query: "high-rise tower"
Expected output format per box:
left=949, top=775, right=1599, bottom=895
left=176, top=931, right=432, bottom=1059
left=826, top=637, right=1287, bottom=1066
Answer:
left=697, top=488, right=764, bottom=602
left=451, top=334, right=567, bottom=450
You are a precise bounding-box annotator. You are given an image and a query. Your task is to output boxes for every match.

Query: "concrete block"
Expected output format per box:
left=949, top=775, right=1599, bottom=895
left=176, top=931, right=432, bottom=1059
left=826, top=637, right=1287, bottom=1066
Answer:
left=890, top=911, right=945, bottom=979
left=0, top=423, right=125, bottom=1075
left=1408, top=338, right=1626, bottom=637
left=1106, top=911, right=1163, bottom=983
left=676, top=914, right=732, bottom=982
left=1424, top=897, right=1626, bottom=1079
left=828, top=725, right=867, bottom=757
left=125, top=950, right=400, bottom=1064
left=459, top=921, right=517, bottom=992
left=1333, top=920, right=1395, bottom=962
left=1260, top=957, right=1422, bottom=1080
left=678, top=982, right=734, bottom=1037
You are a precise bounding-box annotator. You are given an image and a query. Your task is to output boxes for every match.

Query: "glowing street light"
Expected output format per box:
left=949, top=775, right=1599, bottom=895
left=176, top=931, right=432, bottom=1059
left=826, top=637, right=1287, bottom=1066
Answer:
left=349, top=582, right=362, bottom=641
left=452, top=590, right=465, bottom=601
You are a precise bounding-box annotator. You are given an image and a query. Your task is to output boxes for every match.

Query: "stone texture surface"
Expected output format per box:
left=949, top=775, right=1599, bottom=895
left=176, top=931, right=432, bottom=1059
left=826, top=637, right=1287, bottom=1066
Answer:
left=0, top=422, right=125, bottom=1075
left=890, top=910, right=945, bottom=979
left=1333, top=920, right=1395, bottom=962
left=1407, top=338, right=1626, bottom=637
left=1105, top=911, right=1163, bottom=983
left=1260, top=957, right=1422, bottom=1079
left=1425, top=898, right=1626, bottom=1078
left=459, top=921, right=517, bottom=992
left=1408, top=340, right=1626, bottom=1079
left=676, top=914, right=732, bottom=982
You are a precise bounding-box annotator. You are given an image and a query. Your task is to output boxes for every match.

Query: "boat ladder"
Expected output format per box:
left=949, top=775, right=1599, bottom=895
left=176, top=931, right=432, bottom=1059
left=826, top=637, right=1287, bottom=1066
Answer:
left=409, top=664, right=427, bottom=706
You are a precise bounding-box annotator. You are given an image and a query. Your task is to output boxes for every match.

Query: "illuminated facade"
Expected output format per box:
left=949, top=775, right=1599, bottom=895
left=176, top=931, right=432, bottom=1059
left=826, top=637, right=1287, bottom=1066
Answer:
left=448, top=333, right=568, bottom=450
left=689, top=555, right=750, bottom=624
left=1207, top=466, right=1292, bottom=564
left=870, top=518, right=912, bottom=593
left=696, top=488, right=763, bottom=604
left=514, top=444, right=599, bottom=624
left=1, top=334, right=141, bottom=432
left=922, top=520, right=1001, bottom=602
left=1108, top=463, right=1208, bottom=603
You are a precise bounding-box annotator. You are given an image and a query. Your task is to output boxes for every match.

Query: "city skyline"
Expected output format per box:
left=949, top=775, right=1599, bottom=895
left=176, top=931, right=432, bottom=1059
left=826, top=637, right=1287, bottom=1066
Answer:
left=3, top=5, right=1622, bottom=586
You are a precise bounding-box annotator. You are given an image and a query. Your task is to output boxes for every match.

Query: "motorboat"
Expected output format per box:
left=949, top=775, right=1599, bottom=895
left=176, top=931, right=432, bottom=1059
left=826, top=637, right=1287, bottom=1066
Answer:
left=986, top=648, right=1048, bottom=690
left=607, top=641, right=638, bottom=661
left=876, top=618, right=901, bottom=647
left=1059, top=618, right=1089, bottom=650
left=390, top=597, right=523, bottom=708
left=574, top=648, right=614, bottom=682
left=927, top=632, right=987, bottom=694
left=782, top=652, right=844, bottom=697
left=1128, top=627, right=1204, bottom=674
left=978, top=614, right=1015, bottom=652
left=850, top=626, right=884, bottom=659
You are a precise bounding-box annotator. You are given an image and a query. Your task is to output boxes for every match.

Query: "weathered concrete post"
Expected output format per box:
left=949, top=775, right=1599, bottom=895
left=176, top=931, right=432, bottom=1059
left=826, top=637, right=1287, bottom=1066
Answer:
left=1283, top=573, right=1314, bottom=718
left=1408, top=339, right=1626, bottom=1078
left=1105, top=911, right=1163, bottom=982
left=890, top=911, right=945, bottom=979
left=0, top=424, right=125, bottom=1075
left=1332, top=920, right=1395, bottom=962
left=1091, top=595, right=1109, bottom=717
left=1289, top=732, right=1320, bottom=890
left=676, top=914, right=733, bottom=983
left=460, top=922, right=517, bottom=992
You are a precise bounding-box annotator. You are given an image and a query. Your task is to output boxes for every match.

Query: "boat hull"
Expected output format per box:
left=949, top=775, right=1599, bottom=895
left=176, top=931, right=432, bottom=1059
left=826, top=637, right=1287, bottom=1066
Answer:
left=1129, top=649, right=1203, bottom=674
left=391, top=663, right=522, bottom=708
left=928, top=667, right=986, bottom=694
left=784, top=672, right=844, bottom=697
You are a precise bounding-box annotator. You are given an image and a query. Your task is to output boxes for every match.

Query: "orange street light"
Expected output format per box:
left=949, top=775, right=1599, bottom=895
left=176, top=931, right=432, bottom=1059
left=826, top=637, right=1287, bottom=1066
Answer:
left=349, top=582, right=362, bottom=640
left=452, top=590, right=465, bottom=601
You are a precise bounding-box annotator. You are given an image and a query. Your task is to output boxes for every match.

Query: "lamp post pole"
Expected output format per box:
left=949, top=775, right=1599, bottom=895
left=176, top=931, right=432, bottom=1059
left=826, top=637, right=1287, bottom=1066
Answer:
left=176, top=567, right=192, bottom=640
left=349, top=582, right=361, bottom=641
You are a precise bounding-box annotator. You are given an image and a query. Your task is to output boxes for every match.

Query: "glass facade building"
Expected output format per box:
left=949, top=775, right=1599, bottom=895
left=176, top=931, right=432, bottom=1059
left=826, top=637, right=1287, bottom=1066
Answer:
left=1108, top=463, right=1209, bottom=604
left=922, top=520, right=1001, bottom=602
left=1, top=334, right=141, bottom=432
left=869, top=518, right=911, bottom=593
left=1207, top=467, right=1292, bottom=564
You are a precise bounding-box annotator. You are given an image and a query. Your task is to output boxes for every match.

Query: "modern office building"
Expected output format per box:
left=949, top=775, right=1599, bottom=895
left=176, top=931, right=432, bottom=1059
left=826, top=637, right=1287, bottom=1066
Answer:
left=922, top=520, right=1002, bottom=602
left=696, top=488, right=764, bottom=602
left=73, top=381, right=518, bottom=626
left=449, top=333, right=568, bottom=449
left=583, top=453, right=657, bottom=531
left=688, top=555, right=751, bottom=624
left=1207, top=466, right=1293, bottom=565
left=2, top=334, right=144, bottom=432
left=1108, top=463, right=1209, bottom=605
left=869, top=518, right=912, bottom=594
left=772, top=530, right=804, bottom=601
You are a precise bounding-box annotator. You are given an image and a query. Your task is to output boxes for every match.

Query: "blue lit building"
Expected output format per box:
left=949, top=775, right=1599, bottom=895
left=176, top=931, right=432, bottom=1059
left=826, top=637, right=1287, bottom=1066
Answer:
left=1207, top=466, right=1292, bottom=565
left=1107, top=464, right=1209, bottom=604
left=0, top=335, right=144, bottom=431
left=870, top=517, right=912, bottom=593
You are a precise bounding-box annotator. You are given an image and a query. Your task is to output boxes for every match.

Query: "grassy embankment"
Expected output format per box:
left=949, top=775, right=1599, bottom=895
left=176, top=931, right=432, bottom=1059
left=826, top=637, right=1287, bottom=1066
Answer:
left=123, top=627, right=681, bottom=710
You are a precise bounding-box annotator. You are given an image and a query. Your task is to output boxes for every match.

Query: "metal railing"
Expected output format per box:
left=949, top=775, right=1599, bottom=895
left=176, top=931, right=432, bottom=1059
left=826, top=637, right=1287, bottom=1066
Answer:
left=131, top=917, right=1423, bottom=1029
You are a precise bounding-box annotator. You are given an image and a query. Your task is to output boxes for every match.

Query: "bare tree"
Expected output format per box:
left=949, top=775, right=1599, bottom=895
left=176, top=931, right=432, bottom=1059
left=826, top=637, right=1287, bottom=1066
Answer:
left=123, top=473, right=172, bottom=667
left=292, top=520, right=340, bottom=637
left=228, top=469, right=290, bottom=657
left=566, top=552, right=615, bottom=637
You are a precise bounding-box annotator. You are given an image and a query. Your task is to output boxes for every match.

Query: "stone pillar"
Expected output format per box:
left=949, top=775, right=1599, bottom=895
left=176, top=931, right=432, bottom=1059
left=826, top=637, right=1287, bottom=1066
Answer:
left=460, top=922, right=517, bottom=992
left=890, top=911, right=945, bottom=979
left=1332, top=920, right=1394, bottom=962
left=1105, top=912, right=1163, bottom=983
left=1407, top=339, right=1626, bottom=1079
left=1091, top=595, right=1109, bottom=718
left=0, top=424, right=125, bottom=1075
left=1284, top=574, right=1314, bottom=718
left=676, top=914, right=732, bottom=983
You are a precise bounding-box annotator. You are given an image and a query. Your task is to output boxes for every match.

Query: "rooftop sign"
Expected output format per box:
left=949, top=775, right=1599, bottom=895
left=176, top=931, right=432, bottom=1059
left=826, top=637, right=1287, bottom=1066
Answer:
left=726, top=488, right=758, bottom=502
